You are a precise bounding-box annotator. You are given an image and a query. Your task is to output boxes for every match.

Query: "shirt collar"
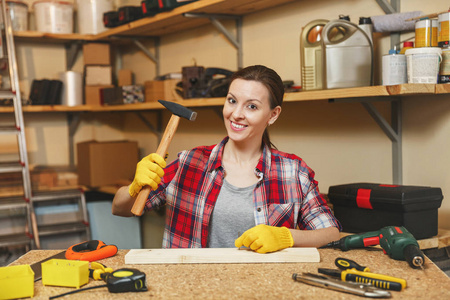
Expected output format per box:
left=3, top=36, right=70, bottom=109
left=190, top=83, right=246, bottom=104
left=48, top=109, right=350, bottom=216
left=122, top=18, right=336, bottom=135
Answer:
left=207, top=136, right=272, bottom=179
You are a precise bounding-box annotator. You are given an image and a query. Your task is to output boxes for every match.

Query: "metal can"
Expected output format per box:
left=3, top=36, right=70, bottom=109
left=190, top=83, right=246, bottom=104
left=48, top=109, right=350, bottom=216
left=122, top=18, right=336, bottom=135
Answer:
left=439, top=48, right=450, bottom=83
left=415, top=19, right=438, bottom=47
left=438, top=12, right=450, bottom=47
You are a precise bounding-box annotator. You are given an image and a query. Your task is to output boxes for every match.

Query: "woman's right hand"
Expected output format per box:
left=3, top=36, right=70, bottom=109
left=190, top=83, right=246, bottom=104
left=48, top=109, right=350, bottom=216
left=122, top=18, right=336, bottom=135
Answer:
left=128, top=153, right=166, bottom=197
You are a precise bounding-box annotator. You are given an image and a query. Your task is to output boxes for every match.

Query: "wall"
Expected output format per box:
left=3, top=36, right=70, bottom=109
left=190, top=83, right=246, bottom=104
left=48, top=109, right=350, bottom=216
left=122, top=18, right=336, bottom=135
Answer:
left=7, top=0, right=450, bottom=246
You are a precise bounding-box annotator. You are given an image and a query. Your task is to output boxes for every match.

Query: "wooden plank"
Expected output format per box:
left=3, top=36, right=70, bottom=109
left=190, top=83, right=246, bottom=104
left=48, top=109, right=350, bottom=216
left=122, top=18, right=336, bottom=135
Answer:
left=125, top=247, right=320, bottom=264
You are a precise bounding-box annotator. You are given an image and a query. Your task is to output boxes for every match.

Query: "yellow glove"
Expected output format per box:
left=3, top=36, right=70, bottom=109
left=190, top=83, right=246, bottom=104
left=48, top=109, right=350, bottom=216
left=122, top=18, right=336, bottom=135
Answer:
left=235, top=224, right=294, bottom=254
left=128, top=153, right=166, bottom=198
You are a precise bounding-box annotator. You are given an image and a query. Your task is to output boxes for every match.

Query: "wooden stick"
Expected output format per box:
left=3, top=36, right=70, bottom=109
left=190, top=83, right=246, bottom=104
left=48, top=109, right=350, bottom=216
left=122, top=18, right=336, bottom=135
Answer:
left=405, top=11, right=448, bottom=21
left=130, top=114, right=180, bottom=216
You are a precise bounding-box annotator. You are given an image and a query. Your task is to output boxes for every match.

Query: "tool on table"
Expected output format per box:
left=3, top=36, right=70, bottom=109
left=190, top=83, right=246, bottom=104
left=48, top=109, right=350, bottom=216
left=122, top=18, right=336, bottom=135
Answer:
left=335, top=257, right=370, bottom=272
left=321, top=226, right=425, bottom=269
left=50, top=267, right=147, bottom=299
left=30, top=250, right=66, bottom=281
left=318, top=267, right=406, bottom=291
left=90, top=261, right=113, bottom=280
left=66, top=240, right=118, bottom=261
left=131, top=100, right=197, bottom=216
left=292, top=272, right=391, bottom=298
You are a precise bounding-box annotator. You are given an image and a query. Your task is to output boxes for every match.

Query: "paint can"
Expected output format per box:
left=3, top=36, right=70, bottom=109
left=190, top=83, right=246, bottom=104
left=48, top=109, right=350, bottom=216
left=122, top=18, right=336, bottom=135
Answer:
left=6, top=1, right=28, bottom=31
left=405, top=47, right=442, bottom=83
left=438, top=12, right=450, bottom=47
left=77, top=0, right=113, bottom=34
left=415, top=19, right=438, bottom=48
left=439, top=48, right=450, bottom=83
left=33, top=1, right=74, bottom=34
left=382, top=49, right=407, bottom=86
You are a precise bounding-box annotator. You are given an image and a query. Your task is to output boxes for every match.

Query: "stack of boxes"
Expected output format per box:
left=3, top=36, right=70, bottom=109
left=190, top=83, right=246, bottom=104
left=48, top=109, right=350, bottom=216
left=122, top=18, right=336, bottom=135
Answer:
left=83, top=43, right=114, bottom=106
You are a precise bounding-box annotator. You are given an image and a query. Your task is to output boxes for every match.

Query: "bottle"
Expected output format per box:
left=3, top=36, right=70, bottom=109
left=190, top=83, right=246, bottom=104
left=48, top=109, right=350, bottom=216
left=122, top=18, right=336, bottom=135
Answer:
left=400, top=41, right=414, bottom=54
left=359, top=17, right=373, bottom=44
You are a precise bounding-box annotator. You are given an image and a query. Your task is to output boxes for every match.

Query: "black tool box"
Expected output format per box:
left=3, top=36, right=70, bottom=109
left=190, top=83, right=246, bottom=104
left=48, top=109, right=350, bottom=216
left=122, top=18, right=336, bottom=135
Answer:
left=328, top=183, right=443, bottom=239
left=141, top=0, right=196, bottom=17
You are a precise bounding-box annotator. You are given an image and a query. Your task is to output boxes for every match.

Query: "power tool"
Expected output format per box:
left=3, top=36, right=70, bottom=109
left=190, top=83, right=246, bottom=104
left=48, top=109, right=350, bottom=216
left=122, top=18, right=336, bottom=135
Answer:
left=322, top=226, right=425, bottom=269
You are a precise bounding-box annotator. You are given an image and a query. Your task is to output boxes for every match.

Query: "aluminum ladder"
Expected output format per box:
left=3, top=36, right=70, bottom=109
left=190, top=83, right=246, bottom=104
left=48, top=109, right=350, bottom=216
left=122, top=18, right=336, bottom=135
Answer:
left=0, top=0, right=37, bottom=250
left=0, top=1, right=90, bottom=250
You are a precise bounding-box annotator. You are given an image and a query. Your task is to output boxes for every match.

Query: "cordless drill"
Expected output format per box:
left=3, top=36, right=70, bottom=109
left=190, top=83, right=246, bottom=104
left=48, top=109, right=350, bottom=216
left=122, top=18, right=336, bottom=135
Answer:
left=322, top=226, right=425, bottom=269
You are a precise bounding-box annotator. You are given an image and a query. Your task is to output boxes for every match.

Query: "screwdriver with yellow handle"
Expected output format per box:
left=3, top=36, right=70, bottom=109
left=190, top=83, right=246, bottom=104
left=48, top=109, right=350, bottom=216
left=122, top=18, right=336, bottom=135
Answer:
left=318, top=267, right=406, bottom=291
left=327, top=257, right=407, bottom=291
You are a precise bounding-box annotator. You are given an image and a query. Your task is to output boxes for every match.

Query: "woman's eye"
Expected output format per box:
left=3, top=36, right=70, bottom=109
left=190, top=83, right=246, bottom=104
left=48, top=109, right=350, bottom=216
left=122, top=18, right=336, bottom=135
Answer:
left=227, top=97, right=236, bottom=104
left=248, top=104, right=257, bottom=110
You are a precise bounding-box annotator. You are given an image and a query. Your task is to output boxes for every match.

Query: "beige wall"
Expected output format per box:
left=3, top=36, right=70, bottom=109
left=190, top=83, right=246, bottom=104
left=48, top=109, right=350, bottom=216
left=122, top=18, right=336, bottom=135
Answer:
left=8, top=0, right=450, bottom=233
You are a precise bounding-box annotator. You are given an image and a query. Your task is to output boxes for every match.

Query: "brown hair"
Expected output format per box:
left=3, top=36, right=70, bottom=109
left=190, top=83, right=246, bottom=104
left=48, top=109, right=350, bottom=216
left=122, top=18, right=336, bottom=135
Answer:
left=230, top=65, right=284, bottom=149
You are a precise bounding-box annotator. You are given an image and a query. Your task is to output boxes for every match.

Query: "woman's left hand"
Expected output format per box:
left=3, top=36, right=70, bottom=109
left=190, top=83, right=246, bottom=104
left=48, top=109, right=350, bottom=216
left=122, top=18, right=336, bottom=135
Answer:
left=235, top=224, right=294, bottom=253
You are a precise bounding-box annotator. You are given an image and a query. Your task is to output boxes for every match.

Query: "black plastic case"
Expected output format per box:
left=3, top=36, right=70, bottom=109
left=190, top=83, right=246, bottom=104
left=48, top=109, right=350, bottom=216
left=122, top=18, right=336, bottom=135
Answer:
left=328, top=183, right=443, bottom=239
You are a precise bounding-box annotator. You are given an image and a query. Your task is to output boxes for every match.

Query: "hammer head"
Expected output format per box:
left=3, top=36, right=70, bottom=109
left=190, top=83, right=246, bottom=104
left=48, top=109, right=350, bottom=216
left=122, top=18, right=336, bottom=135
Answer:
left=158, top=100, right=197, bottom=121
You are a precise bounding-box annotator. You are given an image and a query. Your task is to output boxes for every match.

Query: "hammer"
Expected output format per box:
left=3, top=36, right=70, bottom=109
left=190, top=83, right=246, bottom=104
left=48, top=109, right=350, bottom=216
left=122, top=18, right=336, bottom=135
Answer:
left=131, top=100, right=197, bottom=216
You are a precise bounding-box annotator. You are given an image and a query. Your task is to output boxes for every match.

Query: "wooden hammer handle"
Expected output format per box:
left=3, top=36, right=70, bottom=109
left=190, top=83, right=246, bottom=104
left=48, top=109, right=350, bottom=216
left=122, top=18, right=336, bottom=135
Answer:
left=131, top=114, right=181, bottom=216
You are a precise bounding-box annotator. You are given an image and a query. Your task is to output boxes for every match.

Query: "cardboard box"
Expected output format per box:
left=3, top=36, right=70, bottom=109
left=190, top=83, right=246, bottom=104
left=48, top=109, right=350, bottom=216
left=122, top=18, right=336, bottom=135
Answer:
left=77, top=140, right=139, bottom=187
left=118, top=69, right=133, bottom=86
left=83, top=43, right=111, bottom=65
left=85, top=65, right=113, bottom=86
left=101, top=85, right=145, bottom=105
left=144, top=79, right=180, bottom=102
left=328, top=183, right=443, bottom=239
left=85, top=85, right=114, bottom=105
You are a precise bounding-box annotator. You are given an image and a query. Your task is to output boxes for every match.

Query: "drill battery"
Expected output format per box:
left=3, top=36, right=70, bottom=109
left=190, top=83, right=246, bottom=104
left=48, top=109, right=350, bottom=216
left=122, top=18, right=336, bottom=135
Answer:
left=328, top=183, right=443, bottom=239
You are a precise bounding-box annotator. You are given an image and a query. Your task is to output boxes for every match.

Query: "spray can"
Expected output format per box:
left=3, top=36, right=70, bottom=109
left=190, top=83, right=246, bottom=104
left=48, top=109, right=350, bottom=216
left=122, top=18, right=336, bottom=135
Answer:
left=382, top=49, right=407, bottom=86
left=415, top=19, right=438, bottom=47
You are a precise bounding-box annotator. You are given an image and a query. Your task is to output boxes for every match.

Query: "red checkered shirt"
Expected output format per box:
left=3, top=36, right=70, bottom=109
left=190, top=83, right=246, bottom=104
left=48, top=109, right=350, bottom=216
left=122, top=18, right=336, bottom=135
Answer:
left=145, top=137, right=341, bottom=248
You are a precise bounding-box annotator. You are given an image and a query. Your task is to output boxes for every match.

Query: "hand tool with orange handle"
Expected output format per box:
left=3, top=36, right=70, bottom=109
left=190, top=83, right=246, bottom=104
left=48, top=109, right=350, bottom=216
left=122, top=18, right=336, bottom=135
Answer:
left=130, top=100, right=197, bottom=216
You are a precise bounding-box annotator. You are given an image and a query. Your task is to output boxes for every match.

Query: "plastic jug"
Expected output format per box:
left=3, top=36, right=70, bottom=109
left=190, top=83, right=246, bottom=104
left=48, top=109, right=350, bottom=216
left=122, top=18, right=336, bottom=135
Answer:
left=322, top=19, right=373, bottom=89
left=300, top=19, right=328, bottom=90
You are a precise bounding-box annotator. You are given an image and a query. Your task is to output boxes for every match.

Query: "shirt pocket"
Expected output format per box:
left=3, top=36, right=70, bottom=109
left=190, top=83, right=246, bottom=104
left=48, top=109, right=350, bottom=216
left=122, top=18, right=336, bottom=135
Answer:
left=267, top=203, right=299, bottom=228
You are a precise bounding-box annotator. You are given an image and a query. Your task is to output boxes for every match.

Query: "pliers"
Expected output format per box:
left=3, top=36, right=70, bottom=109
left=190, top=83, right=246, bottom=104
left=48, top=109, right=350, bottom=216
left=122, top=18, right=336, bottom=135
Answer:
left=292, top=272, right=392, bottom=298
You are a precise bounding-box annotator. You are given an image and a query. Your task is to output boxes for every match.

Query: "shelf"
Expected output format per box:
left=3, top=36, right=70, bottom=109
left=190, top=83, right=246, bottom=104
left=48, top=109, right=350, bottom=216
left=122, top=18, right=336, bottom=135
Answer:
left=12, top=0, right=295, bottom=43
left=0, top=84, right=441, bottom=114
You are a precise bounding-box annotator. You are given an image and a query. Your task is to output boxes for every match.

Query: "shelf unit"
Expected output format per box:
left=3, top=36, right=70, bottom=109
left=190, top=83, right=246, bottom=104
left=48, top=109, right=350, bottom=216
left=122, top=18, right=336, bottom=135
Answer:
left=1, top=0, right=442, bottom=186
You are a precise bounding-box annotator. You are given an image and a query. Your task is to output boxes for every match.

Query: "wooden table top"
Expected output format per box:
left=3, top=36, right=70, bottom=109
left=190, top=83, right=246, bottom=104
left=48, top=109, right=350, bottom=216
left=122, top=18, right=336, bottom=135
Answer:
left=9, top=248, right=450, bottom=299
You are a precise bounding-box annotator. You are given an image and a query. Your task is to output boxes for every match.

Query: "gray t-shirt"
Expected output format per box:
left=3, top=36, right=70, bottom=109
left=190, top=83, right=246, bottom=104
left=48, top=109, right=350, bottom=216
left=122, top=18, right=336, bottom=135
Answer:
left=208, top=179, right=256, bottom=248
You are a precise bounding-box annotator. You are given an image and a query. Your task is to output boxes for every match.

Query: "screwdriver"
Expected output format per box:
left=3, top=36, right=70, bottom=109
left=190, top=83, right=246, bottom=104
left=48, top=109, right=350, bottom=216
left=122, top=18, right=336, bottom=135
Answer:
left=335, top=257, right=370, bottom=272
left=318, top=268, right=406, bottom=291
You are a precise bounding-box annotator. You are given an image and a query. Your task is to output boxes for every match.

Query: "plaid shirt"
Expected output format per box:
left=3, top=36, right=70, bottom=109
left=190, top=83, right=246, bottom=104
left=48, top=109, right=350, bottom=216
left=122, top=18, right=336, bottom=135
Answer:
left=145, top=137, right=341, bottom=248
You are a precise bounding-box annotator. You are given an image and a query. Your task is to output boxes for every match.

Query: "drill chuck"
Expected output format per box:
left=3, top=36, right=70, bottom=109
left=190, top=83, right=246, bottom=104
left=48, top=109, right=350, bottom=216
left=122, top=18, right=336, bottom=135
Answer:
left=403, top=244, right=425, bottom=269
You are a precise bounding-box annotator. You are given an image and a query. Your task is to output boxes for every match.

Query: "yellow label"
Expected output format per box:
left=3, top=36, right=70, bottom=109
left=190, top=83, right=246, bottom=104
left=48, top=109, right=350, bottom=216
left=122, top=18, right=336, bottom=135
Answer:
left=439, top=20, right=450, bottom=42
left=416, top=27, right=438, bottom=47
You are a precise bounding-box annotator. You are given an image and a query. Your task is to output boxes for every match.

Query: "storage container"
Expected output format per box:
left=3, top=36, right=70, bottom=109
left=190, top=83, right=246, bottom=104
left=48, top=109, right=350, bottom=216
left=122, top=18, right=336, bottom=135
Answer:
left=77, top=0, right=113, bottom=34
left=33, top=0, right=74, bottom=33
left=328, top=183, right=443, bottom=239
left=0, top=264, right=34, bottom=300
left=5, top=1, right=28, bottom=31
left=42, top=259, right=89, bottom=288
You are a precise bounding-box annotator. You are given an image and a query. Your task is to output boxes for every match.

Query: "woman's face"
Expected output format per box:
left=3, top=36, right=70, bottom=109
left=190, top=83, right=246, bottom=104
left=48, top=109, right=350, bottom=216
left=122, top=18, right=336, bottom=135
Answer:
left=223, top=79, right=281, bottom=145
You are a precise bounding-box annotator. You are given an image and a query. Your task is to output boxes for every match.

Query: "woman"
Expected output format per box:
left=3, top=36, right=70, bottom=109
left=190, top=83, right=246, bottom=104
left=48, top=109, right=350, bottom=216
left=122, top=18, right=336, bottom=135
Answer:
left=112, top=65, right=341, bottom=253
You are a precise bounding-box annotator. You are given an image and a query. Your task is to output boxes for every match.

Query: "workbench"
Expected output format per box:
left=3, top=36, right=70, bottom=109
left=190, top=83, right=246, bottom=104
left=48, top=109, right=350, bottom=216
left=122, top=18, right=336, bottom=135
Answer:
left=9, top=248, right=450, bottom=299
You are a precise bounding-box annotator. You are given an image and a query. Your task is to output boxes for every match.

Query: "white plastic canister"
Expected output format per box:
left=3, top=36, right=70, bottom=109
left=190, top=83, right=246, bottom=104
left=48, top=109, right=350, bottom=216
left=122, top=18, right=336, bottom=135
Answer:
left=77, top=0, right=113, bottom=34
left=33, top=1, right=74, bottom=34
left=405, top=47, right=442, bottom=83
left=6, top=1, right=29, bottom=31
